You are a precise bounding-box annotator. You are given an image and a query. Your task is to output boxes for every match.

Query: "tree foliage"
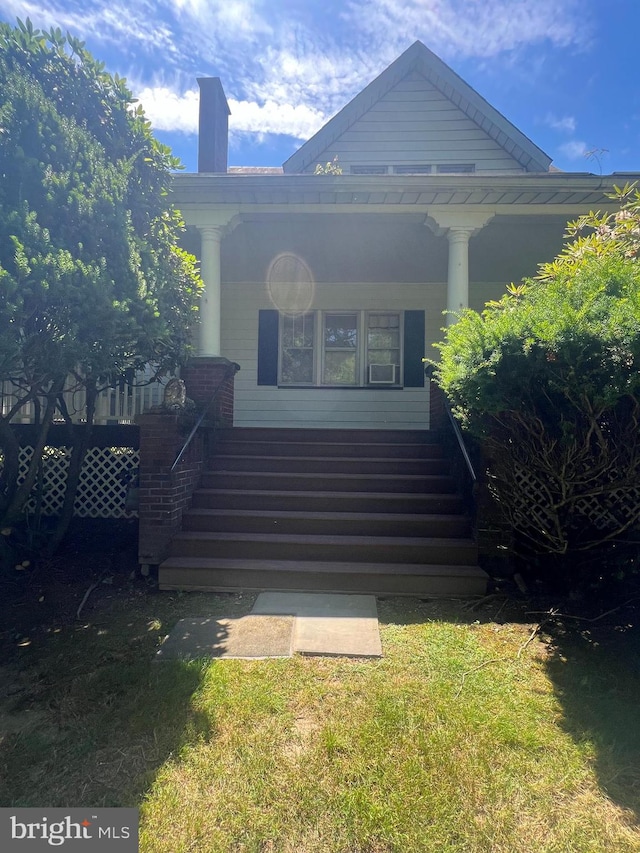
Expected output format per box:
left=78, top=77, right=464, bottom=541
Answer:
left=314, top=156, right=343, bottom=175
left=433, top=186, right=640, bottom=590
left=0, top=20, right=201, bottom=548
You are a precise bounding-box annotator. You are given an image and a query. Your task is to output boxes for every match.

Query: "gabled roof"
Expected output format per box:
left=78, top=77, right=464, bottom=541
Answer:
left=283, top=41, right=551, bottom=174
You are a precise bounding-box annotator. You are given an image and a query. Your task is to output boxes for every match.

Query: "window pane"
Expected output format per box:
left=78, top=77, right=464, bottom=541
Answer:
left=366, top=313, right=400, bottom=383
left=282, top=316, right=295, bottom=347
left=324, top=314, right=357, bottom=348
left=367, top=350, right=399, bottom=366
left=281, top=348, right=314, bottom=384
left=351, top=165, right=388, bottom=175
left=368, top=329, right=400, bottom=349
left=436, top=163, right=475, bottom=173
left=368, top=314, right=399, bottom=329
left=282, top=314, right=314, bottom=348
left=324, top=351, right=357, bottom=384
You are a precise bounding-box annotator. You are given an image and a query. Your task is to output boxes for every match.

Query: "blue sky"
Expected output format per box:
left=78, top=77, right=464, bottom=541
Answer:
left=1, top=0, right=639, bottom=175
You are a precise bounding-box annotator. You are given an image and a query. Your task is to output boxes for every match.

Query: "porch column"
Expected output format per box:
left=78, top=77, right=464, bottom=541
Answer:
left=197, top=225, right=223, bottom=356
left=426, top=209, right=495, bottom=325
left=446, top=227, right=473, bottom=324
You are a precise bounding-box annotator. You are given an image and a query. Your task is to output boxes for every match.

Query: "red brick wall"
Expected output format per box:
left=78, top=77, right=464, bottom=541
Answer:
left=137, top=412, right=206, bottom=567
left=181, top=356, right=239, bottom=426
left=137, top=357, right=240, bottom=568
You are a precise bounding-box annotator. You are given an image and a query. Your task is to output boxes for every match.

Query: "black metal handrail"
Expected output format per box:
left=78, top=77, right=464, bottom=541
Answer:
left=443, top=396, right=477, bottom=483
left=170, top=363, right=238, bottom=472
left=424, top=363, right=476, bottom=483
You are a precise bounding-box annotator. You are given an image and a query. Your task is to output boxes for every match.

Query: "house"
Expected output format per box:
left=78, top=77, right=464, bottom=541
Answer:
left=147, top=41, right=633, bottom=594
left=172, top=40, right=628, bottom=433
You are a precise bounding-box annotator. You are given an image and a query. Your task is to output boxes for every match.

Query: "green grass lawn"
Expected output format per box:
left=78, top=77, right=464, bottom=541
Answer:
left=1, top=580, right=639, bottom=853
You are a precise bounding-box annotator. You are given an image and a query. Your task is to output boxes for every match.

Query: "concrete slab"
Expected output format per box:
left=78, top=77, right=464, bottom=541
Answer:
left=155, top=614, right=294, bottom=660
left=251, top=592, right=382, bottom=658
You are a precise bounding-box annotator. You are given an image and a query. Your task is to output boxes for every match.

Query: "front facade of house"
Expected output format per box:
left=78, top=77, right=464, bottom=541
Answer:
left=173, top=41, right=630, bottom=431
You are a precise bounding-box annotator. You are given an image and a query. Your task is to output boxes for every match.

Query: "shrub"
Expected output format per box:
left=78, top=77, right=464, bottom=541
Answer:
left=0, top=20, right=201, bottom=557
left=433, top=190, right=640, bottom=592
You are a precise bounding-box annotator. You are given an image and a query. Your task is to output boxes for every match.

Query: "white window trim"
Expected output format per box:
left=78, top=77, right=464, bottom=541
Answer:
left=279, top=310, right=403, bottom=388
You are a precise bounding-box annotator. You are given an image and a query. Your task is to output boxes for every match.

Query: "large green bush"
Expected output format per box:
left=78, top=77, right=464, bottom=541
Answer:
left=0, top=20, right=201, bottom=554
left=434, top=188, right=640, bottom=590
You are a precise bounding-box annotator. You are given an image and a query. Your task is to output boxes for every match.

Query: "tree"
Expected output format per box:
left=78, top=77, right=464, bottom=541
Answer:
left=0, top=20, right=201, bottom=555
left=314, top=156, right=342, bottom=175
left=432, top=186, right=640, bottom=592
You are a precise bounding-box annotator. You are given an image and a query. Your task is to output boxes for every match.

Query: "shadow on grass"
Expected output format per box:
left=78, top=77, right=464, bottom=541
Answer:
left=0, top=587, right=239, bottom=809
left=376, top=592, right=531, bottom=628
left=543, top=607, right=640, bottom=819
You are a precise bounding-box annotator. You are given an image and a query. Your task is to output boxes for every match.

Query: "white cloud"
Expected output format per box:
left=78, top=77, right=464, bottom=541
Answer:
left=169, top=0, right=269, bottom=35
left=0, top=0, right=179, bottom=61
left=226, top=0, right=591, bottom=138
left=342, top=0, right=589, bottom=59
left=558, top=140, right=589, bottom=160
left=0, top=0, right=591, bottom=82
left=0, top=0, right=593, bottom=154
left=544, top=114, right=577, bottom=133
left=228, top=98, right=327, bottom=140
left=135, top=85, right=199, bottom=134
left=250, top=45, right=374, bottom=119
left=133, top=84, right=327, bottom=141
left=157, top=0, right=273, bottom=85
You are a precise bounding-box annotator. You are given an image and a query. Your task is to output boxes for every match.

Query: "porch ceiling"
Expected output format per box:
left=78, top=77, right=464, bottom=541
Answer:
left=184, top=212, right=575, bottom=285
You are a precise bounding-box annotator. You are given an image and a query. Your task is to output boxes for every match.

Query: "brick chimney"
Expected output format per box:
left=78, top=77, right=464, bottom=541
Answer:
left=197, top=78, right=230, bottom=173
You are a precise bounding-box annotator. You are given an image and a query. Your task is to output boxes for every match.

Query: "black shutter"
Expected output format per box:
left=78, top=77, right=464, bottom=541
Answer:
left=403, top=311, right=425, bottom=387
left=257, top=310, right=279, bottom=386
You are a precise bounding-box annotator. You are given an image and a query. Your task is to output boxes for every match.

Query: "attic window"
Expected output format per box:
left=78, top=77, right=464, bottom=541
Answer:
left=393, top=165, right=432, bottom=175
left=436, top=164, right=476, bottom=174
left=351, top=165, right=388, bottom=175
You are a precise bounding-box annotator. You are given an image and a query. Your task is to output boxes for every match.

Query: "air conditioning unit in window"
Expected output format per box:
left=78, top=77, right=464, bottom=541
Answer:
left=369, top=364, right=397, bottom=384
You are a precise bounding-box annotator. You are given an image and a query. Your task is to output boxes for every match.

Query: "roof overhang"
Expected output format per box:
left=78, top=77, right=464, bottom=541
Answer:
left=172, top=172, right=637, bottom=224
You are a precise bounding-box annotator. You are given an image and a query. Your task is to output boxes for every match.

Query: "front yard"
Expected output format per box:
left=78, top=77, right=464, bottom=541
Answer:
left=1, top=550, right=639, bottom=852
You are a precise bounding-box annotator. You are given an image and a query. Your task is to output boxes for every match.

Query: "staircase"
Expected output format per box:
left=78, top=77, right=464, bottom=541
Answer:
left=158, top=428, right=488, bottom=596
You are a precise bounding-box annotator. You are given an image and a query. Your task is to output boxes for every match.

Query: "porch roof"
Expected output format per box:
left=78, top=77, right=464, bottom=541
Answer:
left=172, top=172, right=638, bottom=216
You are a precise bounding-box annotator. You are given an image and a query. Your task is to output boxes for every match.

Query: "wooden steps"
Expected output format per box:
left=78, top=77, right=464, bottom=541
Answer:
left=214, top=440, right=445, bottom=459
left=159, top=558, right=487, bottom=597
left=199, top=470, right=458, bottom=493
left=192, top=489, right=466, bottom=514
left=182, top=508, right=470, bottom=537
left=209, top=454, right=450, bottom=475
left=158, top=427, right=488, bottom=597
left=169, top=531, right=477, bottom=564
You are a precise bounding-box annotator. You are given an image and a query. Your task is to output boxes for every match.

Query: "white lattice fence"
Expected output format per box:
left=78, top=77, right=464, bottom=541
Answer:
left=508, top=463, right=640, bottom=533
left=11, top=445, right=139, bottom=518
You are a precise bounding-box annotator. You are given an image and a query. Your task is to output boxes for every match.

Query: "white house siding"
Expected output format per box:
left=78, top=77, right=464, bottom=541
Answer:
left=221, top=280, right=442, bottom=430
left=470, top=282, right=510, bottom=312
left=306, top=74, right=523, bottom=175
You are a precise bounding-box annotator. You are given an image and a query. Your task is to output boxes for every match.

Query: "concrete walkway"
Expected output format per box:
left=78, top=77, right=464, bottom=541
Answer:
left=156, top=592, right=382, bottom=660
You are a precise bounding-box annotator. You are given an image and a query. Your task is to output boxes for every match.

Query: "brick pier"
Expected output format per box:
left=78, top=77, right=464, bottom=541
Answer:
left=137, top=357, right=239, bottom=570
